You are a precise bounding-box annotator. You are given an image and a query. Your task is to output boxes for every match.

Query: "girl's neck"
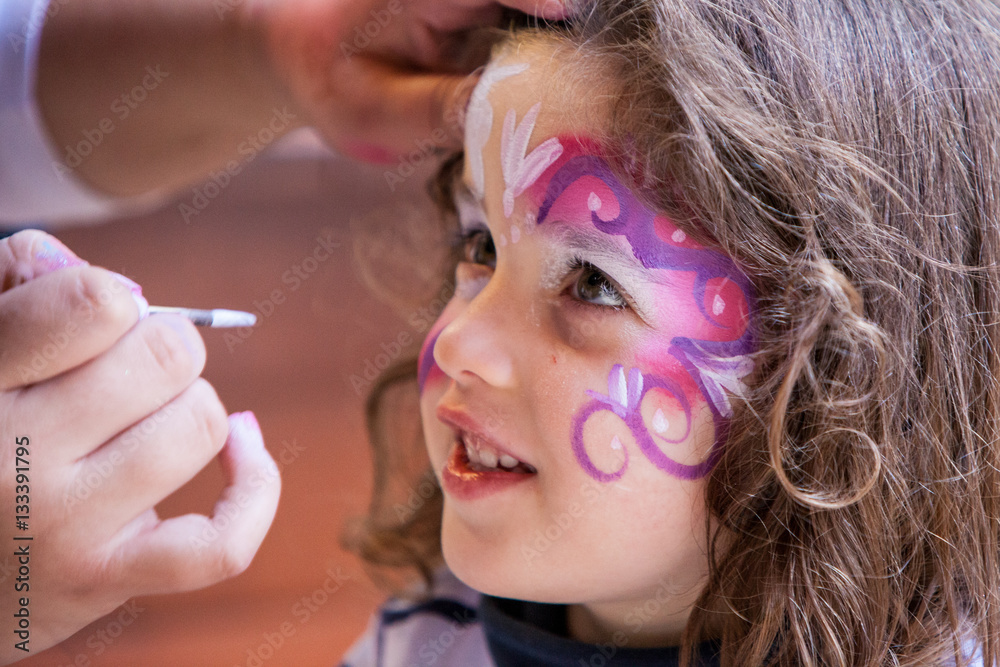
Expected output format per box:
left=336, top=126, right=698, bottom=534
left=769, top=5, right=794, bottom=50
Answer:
left=566, top=597, right=693, bottom=648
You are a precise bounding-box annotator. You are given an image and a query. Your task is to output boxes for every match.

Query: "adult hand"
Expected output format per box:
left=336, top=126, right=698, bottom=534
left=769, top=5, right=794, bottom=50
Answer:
left=34, top=0, right=570, bottom=199
left=0, top=230, right=281, bottom=665
left=258, top=0, right=571, bottom=163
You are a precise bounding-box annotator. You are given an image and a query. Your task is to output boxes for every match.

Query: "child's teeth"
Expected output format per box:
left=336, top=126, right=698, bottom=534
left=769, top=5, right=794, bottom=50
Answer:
left=467, top=445, right=483, bottom=465
left=464, top=434, right=528, bottom=471
left=479, top=449, right=499, bottom=468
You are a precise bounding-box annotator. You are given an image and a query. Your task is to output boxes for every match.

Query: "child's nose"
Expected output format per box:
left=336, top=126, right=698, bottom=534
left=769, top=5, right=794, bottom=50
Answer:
left=433, top=263, right=517, bottom=389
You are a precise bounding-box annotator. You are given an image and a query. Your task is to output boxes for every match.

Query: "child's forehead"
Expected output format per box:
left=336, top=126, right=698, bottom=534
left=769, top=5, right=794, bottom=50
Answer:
left=480, top=51, right=606, bottom=121
left=462, top=42, right=613, bottom=194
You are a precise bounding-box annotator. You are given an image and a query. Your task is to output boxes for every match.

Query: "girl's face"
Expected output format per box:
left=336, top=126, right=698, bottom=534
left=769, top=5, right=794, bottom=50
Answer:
left=418, top=43, right=754, bottom=642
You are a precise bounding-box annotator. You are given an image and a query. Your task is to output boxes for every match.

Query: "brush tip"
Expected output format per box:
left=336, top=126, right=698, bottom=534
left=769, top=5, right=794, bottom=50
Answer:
left=212, top=309, right=257, bottom=327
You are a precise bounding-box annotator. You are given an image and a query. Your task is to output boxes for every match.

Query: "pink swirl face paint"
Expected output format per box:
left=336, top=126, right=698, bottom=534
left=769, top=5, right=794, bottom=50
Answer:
left=527, top=137, right=755, bottom=481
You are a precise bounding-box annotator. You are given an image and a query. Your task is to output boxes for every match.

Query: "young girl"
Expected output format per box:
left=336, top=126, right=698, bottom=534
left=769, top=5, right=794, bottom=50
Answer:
left=342, top=0, right=1000, bottom=664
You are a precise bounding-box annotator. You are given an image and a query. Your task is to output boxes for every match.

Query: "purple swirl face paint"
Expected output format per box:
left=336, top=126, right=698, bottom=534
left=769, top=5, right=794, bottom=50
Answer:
left=418, top=327, right=445, bottom=393
left=527, top=136, right=756, bottom=482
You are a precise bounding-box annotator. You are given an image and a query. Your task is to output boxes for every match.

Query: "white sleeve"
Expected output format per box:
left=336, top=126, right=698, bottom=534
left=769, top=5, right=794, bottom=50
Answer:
left=0, top=0, right=163, bottom=225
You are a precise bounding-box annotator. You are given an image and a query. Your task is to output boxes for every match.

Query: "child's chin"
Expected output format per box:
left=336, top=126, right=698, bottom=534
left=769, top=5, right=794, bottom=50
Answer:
left=440, top=521, right=576, bottom=603
left=441, top=516, right=529, bottom=598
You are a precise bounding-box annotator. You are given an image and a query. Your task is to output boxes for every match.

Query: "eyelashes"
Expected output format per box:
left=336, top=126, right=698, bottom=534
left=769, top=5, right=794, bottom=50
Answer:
left=454, top=227, right=632, bottom=312
left=456, top=227, right=496, bottom=267
left=564, top=257, right=629, bottom=310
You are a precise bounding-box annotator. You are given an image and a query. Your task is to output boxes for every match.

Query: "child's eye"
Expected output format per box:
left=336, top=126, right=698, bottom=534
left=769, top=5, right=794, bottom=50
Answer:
left=568, top=258, right=629, bottom=310
left=460, top=229, right=497, bottom=268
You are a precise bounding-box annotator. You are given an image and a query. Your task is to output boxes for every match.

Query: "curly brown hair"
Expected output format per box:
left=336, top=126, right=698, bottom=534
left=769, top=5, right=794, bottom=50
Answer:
left=344, top=1, right=1000, bottom=664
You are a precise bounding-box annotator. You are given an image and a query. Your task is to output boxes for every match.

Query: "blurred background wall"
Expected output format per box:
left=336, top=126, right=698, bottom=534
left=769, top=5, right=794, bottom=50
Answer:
left=14, top=129, right=447, bottom=667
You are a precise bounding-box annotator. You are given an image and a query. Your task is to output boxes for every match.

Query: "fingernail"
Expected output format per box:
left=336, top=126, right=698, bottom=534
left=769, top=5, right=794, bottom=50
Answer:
left=111, top=273, right=149, bottom=320
left=229, top=411, right=266, bottom=451
left=36, top=237, right=86, bottom=272
left=241, top=411, right=261, bottom=435
left=232, top=411, right=278, bottom=477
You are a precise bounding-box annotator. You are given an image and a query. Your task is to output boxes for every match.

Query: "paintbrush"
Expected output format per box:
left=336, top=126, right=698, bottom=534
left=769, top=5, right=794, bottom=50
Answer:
left=147, top=306, right=257, bottom=328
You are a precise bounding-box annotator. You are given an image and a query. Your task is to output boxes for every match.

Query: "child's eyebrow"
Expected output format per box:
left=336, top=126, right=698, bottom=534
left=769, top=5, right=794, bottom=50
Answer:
left=547, top=220, right=648, bottom=274
left=454, top=172, right=658, bottom=280
left=450, top=157, right=670, bottom=287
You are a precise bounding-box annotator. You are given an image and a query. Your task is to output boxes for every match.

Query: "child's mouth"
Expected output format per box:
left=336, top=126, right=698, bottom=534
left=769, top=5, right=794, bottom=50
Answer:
left=441, top=434, right=537, bottom=501
left=460, top=432, right=537, bottom=474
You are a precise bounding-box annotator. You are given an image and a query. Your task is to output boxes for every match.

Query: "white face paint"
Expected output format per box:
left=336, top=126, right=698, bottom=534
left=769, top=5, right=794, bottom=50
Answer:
left=499, top=103, right=564, bottom=218
left=465, top=62, right=530, bottom=200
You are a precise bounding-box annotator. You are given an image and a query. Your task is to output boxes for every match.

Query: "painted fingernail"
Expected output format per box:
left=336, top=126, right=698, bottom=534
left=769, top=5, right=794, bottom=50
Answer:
left=230, top=411, right=271, bottom=470
left=229, top=411, right=261, bottom=445
left=111, top=272, right=149, bottom=320
left=36, top=237, right=86, bottom=272
left=241, top=411, right=261, bottom=436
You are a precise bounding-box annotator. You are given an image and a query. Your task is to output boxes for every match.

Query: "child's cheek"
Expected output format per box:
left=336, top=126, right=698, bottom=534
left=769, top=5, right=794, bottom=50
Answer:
left=634, top=343, right=705, bottom=406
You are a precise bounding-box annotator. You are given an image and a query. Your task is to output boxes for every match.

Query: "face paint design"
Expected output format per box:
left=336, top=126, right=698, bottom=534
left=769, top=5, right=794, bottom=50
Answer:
left=418, top=327, right=446, bottom=393
left=530, top=138, right=755, bottom=481
left=421, top=59, right=520, bottom=395
left=571, top=364, right=718, bottom=481
left=500, top=103, right=564, bottom=218
left=465, top=62, right=530, bottom=200
left=425, top=82, right=559, bottom=397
